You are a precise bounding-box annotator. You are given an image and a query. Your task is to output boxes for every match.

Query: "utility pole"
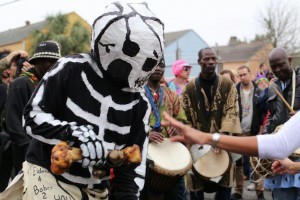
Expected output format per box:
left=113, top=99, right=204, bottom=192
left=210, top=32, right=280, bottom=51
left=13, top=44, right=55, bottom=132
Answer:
left=176, top=41, right=180, bottom=60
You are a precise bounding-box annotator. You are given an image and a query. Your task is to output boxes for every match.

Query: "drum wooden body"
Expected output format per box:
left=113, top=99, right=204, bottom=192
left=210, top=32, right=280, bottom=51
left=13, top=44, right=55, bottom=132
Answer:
left=190, top=144, right=231, bottom=192
left=145, top=138, right=192, bottom=193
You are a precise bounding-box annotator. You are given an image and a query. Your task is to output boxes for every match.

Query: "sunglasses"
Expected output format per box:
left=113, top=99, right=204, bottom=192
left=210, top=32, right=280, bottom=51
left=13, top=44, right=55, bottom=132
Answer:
left=183, top=66, right=192, bottom=71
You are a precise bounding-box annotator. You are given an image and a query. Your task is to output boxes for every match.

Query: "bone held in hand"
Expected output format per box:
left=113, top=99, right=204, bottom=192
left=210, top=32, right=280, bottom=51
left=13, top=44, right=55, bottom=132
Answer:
left=51, top=142, right=142, bottom=174
left=50, top=141, right=82, bottom=175
left=108, top=144, right=142, bottom=165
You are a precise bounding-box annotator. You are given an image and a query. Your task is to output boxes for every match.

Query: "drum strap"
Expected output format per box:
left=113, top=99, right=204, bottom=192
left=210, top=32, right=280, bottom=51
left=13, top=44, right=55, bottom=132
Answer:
left=145, top=85, right=164, bottom=131
left=279, top=70, right=295, bottom=109
left=291, top=70, right=296, bottom=110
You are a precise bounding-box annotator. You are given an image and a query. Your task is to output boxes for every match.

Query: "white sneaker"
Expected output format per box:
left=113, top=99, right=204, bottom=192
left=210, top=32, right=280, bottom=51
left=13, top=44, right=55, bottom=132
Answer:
left=247, top=183, right=255, bottom=191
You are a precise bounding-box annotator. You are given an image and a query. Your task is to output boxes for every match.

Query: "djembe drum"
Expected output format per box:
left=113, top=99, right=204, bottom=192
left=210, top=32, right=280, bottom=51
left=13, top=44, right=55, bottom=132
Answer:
left=190, top=144, right=231, bottom=193
left=145, top=138, right=192, bottom=193
left=292, top=147, right=300, bottom=157
left=250, top=157, right=275, bottom=178
left=250, top=125, right=283, bottom=178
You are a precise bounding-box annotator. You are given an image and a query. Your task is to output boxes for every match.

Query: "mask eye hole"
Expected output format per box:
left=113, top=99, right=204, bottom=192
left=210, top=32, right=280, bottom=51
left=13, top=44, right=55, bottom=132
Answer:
left=122, top=39, right=140, bottom=57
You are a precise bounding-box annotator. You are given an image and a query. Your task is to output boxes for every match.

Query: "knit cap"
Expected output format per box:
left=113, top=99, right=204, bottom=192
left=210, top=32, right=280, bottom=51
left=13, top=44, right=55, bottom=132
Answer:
left=172, top=59, right=191, bottom=76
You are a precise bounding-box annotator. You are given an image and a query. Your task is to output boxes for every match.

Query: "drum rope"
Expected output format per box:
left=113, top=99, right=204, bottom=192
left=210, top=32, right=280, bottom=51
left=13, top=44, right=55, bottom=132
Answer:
left=250, top=157, right=274, bottom=183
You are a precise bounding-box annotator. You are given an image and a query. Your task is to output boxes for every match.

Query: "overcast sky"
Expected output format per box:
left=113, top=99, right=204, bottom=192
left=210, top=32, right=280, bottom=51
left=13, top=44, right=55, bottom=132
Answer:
left=0, top=0, right=299, bottom=46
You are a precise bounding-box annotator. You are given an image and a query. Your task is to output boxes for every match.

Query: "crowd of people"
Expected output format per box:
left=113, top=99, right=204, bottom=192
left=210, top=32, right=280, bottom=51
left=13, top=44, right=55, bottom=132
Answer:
left=0, top=1, right=299, bottom=200
left=167, top=47, right=300, bottom=200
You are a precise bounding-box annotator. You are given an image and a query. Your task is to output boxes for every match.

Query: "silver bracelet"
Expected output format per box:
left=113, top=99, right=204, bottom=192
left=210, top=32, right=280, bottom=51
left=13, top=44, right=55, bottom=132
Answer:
left=212, top=133, right=220, bottom=148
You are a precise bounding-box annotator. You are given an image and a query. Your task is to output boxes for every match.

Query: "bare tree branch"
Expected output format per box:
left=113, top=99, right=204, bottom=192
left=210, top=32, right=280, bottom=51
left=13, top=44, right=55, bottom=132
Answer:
left=258, top=0, right=300, bottom=53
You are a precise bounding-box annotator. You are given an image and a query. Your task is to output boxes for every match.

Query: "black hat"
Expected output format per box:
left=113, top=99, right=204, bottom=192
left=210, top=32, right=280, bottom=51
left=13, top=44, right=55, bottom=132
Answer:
left=29, top=41, right=61, bottom=63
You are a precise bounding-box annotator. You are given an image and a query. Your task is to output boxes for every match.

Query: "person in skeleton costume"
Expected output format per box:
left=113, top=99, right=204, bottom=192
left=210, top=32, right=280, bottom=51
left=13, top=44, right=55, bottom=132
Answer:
left=0, top=2, right=164, bottom=200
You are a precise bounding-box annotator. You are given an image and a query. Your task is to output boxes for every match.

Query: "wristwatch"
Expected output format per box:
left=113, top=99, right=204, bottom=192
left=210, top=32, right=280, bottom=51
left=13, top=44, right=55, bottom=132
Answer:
left=212, top=133, right=220, bottom=148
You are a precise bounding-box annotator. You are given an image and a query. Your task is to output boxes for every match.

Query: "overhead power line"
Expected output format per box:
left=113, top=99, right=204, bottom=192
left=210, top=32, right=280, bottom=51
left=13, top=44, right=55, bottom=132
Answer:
left=0, top=0, right=20, bottom=7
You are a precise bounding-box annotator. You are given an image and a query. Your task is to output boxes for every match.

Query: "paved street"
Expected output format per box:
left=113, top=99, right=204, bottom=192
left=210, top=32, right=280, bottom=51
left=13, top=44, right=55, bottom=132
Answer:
left=204, top=180, right=272, bottom=200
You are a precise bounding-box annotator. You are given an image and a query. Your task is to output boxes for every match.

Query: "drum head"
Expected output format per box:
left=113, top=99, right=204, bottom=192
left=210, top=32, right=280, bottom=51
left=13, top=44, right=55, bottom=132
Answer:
left=193, top=148, right=230, bottom=178
left=147, top=138, right=192, bottom=176
left=293, top=147, right=300, bottom=155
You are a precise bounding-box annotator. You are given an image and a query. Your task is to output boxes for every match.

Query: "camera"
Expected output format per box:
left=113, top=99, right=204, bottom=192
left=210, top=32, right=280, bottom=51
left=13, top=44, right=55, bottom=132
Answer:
left=16, top=56, right=29, bottom=76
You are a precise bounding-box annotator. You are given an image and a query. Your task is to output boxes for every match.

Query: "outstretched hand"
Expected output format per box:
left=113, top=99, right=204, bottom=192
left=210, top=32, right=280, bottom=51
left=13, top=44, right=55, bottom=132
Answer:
left=161, top=112, right=207, bottom=146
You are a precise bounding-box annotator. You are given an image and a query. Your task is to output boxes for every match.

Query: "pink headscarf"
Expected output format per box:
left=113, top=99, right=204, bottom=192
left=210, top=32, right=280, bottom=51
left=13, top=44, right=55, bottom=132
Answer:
left=172, top=59, right=192, bottom=76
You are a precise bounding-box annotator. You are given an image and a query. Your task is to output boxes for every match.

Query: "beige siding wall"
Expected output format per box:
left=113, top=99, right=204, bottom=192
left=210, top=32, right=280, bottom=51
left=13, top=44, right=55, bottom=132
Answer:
left=248, top=43, right=272, bottom=79
left=223, top=61, right=263, bottom=80
left=222, top=62, right=244, bottom=74
left=222, top=44, right=273, bottom=80
left=0, top=42, right=24, bottom=52
left=0, top=12, right=92, bottom=55
left=67, top=12, right=91, bottom=33
left=293, top=56, right=300, bottom=67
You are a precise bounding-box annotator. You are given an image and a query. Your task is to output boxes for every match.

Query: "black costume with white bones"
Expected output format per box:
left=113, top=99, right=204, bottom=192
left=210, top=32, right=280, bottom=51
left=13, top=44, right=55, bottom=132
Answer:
left=23, top=2, right=164, bottom=199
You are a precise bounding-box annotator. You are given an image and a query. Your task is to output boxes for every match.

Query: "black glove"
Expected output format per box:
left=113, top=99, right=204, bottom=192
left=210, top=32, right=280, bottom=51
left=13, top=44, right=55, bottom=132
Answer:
left=70, top=125, right=107, bottom=167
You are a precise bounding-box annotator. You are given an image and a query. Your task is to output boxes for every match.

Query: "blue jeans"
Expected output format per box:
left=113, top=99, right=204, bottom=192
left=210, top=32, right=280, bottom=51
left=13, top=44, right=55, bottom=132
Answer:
left=176, top=176, right=187, bottom=200
left=272, top=187, right=300, bottom=200
left=190, top=187, right=231, bottom=200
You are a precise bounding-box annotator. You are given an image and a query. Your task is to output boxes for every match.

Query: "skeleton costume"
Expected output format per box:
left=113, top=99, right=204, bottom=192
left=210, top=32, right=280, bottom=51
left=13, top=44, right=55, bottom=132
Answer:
left=0, top=2, right=164, bottom=200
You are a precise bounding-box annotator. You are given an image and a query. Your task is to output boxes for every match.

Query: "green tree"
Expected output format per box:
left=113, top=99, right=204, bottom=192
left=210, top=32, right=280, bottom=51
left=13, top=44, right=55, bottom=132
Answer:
left=30, top=13, right=90, bottom=56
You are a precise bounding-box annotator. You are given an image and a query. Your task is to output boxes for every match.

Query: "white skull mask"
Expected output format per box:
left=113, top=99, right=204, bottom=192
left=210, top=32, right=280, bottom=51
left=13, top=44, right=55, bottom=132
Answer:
left=91, top=2, right=164, bottom=88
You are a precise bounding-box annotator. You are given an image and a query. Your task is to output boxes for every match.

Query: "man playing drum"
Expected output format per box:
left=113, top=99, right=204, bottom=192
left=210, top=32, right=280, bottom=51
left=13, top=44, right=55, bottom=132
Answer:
left=181, top=47, right=242, bottom=200
left=142, top=58, right=190, bottom=200
left=169, top=47, right=300, bottom=200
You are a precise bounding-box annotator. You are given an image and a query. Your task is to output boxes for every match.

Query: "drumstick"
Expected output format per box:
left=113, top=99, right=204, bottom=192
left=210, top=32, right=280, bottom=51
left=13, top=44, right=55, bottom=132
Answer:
left=274, top=87, right=294, bottom=112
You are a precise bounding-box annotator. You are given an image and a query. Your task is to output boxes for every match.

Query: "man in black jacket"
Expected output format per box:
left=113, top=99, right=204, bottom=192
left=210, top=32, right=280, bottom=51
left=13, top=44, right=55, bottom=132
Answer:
left=263, top=47, right=300, bottom=200
left=5, top=41, right=61, bottom=174
left=231, top=65, right=265, bottom=200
